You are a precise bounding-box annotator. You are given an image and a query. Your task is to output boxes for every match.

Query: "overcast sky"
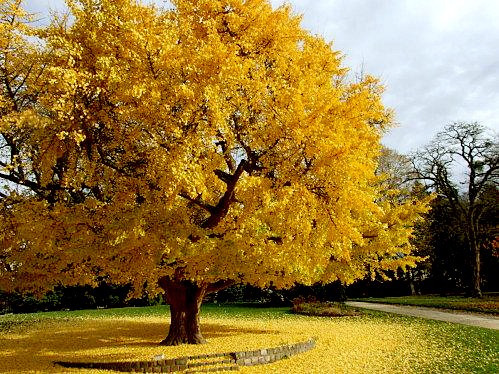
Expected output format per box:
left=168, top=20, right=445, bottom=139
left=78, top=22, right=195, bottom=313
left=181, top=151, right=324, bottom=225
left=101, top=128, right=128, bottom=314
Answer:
left=25, top=0, right=499, bottom=154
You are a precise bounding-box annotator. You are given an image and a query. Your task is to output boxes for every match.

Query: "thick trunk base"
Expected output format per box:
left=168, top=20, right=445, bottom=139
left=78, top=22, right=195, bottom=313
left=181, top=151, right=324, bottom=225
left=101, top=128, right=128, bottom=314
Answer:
left=470, top=288, right=482, bottom=298
left=159, top=277, right=207, bottom=346
left=159, top=332, right=206, bottom=346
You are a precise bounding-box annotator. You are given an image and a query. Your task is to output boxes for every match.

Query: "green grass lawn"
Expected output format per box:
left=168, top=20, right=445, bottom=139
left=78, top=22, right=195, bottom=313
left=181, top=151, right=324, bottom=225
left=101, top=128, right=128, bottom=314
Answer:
left=1, top=304, right=498, bottom=373
left=354, top=294, right=499, bottom=314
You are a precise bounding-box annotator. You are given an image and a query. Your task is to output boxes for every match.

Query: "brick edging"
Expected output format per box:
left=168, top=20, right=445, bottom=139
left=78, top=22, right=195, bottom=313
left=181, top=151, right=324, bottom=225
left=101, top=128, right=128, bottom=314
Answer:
left=232, top=337, right=316, bottom=366
left=55, top=337, right=316, bottom=372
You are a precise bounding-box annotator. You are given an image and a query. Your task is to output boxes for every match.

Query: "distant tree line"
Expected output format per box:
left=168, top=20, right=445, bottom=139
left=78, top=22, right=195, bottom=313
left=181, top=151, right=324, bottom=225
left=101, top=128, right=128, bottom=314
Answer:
left=2, top=281, right=349, bottom=313
left=0, top=283, right=162, bottom=314
left=347, top=189, right=498, bottom=298
left=354, top=122, right=497, bottom=297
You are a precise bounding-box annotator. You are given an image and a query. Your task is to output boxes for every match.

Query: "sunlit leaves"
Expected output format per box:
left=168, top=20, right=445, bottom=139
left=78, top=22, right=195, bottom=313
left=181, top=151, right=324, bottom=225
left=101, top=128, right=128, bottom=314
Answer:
left=0, top=0, right=429, bottom=295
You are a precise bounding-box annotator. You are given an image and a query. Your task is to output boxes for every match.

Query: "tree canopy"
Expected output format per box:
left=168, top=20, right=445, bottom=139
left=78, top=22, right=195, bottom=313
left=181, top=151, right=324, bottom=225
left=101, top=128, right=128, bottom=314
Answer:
left=1, top=0, right=430, bottom=343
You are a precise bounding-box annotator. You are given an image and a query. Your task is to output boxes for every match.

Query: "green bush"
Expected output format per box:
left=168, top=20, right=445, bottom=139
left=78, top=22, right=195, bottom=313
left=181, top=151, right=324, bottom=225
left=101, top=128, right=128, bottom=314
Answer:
left=291, top=297, right=360, bottom=317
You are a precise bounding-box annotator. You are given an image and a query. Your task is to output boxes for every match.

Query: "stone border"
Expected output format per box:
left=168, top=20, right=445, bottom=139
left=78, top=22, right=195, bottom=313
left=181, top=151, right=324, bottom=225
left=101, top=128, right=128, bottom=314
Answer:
left=232, top=337, right=316, bottom=366
left=55, top=337, right=316, bottom=372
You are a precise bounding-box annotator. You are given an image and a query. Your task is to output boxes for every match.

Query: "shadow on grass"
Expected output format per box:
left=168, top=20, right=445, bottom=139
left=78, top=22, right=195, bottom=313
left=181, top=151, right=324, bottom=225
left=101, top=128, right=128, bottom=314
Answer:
left=0, top=319, right=278, bottom=373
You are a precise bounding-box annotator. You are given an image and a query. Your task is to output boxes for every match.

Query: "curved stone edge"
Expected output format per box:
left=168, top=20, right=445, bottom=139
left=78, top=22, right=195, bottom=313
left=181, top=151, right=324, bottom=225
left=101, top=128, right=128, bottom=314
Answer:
left=231, top=337, right=316, bottom=366
left=55, top=337, right=316, bottom=372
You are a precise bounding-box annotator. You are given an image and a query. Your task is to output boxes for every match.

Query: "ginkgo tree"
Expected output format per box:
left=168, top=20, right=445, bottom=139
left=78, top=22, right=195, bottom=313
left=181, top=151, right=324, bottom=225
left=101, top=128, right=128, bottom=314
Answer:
left=0, top=0, right=431, bottom=345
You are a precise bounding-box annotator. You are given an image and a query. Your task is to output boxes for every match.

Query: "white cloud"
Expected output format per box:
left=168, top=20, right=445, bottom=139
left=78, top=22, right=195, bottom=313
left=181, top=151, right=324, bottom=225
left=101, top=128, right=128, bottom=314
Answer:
left=269, top=0, right=499, bottom=152
left=24, top=0, right=499, bottom=154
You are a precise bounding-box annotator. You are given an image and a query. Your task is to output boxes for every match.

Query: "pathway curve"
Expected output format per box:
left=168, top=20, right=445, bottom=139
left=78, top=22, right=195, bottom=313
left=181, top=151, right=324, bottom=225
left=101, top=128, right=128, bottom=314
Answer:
left=345, top=301, right=499, bottom=330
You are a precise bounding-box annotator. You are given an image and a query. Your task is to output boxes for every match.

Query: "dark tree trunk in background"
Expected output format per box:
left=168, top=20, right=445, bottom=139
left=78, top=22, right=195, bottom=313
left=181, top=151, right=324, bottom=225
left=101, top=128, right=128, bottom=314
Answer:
left=465, top=215, right=482, bottom=298
left=471, top=244, right=482, bottom=298
left=158, top=277, right=235, bottom=345
left=469, top=235, right=482, bottom=298
left=407, top=270, right=419, bottom=296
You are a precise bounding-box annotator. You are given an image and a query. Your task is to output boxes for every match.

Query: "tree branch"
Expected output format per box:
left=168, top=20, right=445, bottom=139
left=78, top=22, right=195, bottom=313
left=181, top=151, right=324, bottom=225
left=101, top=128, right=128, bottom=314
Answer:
left=201, top=159, right=247, bottom=229
left=178, top=191, right=216, bottom=213
left=0, top=171, right=39, bottom=190
left=215, top=140, right=235, bottom=173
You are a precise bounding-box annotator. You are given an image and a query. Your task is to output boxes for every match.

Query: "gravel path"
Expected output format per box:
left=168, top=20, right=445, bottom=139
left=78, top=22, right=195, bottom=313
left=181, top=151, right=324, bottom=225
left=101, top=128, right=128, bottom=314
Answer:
left=345, top=301, right=499, bottom=330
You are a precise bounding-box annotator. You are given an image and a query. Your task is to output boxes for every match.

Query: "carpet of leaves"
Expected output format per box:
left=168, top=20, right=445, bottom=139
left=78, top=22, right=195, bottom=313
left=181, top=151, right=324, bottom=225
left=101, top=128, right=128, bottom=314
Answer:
left=0, top=306, right=497, bottom=373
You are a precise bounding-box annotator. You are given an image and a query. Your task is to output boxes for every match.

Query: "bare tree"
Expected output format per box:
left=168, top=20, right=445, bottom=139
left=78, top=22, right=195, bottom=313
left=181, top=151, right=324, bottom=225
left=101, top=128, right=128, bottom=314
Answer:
left=412, top=122, right=498, bottom=297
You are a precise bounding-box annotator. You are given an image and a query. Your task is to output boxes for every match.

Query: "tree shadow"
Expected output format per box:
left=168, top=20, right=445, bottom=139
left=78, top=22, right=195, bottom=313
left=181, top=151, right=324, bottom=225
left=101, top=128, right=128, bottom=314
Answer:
left=0, top=319, right=279, bottom=372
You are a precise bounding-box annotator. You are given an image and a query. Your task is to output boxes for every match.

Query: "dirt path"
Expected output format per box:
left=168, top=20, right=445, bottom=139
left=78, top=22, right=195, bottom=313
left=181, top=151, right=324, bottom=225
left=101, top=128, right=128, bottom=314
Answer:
left=345, top=301, right=499, bottom=330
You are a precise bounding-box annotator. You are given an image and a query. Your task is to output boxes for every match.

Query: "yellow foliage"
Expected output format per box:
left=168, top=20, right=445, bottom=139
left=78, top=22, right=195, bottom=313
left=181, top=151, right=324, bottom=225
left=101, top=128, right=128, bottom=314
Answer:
left=0, top=0, right=430, bottom=295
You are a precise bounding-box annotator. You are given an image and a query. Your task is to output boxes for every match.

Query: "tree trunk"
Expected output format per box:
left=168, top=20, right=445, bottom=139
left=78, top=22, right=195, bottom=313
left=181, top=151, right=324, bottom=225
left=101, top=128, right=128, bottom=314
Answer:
left=409, top=280, right=417, bottom=296
left=158, top=277, right=207, bottom=345
left=470, top=242, right=482, bottom=298
left=407, top=270, right=419, bottom=296
left=466, top=219, right=482, bottom=298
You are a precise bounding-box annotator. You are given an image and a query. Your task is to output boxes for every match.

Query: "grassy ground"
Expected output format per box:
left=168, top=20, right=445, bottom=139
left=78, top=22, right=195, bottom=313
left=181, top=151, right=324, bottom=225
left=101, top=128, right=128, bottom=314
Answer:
left=354, top=294, right=499, bottom=314
left=0, top=304, right=497, bottom=373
